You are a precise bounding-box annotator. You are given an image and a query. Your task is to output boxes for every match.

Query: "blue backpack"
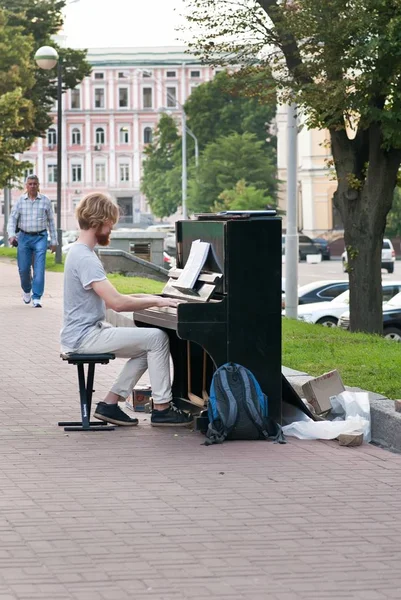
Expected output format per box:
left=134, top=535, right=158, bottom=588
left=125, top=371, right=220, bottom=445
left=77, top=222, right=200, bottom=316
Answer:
left=204, top=362, right=286, bottom=446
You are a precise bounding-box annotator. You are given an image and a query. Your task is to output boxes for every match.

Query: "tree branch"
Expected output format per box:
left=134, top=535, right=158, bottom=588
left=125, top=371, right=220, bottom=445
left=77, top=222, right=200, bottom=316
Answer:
left=257, top=0, right=312, bottom=86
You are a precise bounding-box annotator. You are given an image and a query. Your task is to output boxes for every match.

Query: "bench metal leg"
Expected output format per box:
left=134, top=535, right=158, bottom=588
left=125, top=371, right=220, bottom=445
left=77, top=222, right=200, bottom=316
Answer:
left=59, top=362, right=115, bottom=432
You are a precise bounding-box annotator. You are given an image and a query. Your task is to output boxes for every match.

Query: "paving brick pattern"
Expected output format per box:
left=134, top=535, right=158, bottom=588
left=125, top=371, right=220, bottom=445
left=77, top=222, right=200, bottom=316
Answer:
left=0, top=257, right=401, bottom=599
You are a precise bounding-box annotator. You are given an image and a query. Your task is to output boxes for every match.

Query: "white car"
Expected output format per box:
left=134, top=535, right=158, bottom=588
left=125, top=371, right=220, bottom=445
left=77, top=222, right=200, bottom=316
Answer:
left=338, top=288, right=401, bottom=330
left=282, top=279, right=349, bottom=309
left=288, top=282, right=401, bottom=327
left=342, top=238, right=395, bottom=273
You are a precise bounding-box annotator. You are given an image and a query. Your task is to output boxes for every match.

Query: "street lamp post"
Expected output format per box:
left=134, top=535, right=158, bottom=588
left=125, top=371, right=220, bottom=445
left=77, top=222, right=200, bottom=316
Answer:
left=141, top=69, right=198, bottom=219
left=162, top=99, right=199, bottom=221
left=186, top=126, right=199, bottom=168
left=181, top=109, right=188, bottom=220
left=34, top=46, right=63, bottom=264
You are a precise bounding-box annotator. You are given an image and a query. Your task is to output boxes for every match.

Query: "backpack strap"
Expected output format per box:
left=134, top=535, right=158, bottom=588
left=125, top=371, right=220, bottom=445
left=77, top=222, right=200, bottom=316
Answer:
left=240, top=367, right=286, bottom=444
left=204, top=366, right=239, bottom=446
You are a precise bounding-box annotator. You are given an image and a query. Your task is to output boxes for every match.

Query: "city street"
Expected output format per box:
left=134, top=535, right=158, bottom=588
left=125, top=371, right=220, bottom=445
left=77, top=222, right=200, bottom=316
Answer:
left=283, top=258, right=400, bottom=287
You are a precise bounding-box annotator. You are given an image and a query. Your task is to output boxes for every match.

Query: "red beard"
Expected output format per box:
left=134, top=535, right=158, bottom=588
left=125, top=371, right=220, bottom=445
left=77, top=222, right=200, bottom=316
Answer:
left=95, top=231, right=111, bottom=246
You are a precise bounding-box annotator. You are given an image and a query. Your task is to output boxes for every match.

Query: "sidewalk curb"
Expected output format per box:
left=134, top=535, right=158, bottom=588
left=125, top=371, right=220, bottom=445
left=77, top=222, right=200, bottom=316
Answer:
left=285, top=368, right=401, bottom=453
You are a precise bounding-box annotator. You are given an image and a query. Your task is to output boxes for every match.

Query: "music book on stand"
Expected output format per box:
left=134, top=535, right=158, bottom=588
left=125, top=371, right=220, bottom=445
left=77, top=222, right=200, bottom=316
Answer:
left=172, top=239, right=210, bottom=293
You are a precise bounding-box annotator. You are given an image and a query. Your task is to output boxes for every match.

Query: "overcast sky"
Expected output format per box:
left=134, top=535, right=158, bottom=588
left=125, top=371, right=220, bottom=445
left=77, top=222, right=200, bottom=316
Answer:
left=63, top=0, right=190, bottom=49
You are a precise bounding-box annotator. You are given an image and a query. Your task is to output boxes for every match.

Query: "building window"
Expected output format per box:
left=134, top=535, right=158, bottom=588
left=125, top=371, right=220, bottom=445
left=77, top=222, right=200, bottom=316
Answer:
left=71, top=127, right=81, bottom=145
left=94, top=88, right=105, bottom=108
left=118, top=71, right=128, bottom=79
left=120, top=164, right=130, bottom=182
left=190, top=70, right=201, bottom=78
left=142, top=87, right=153, bottom=109
left=95, top=127, right=105, bottom=145
left=142, top=70, right=152, bottom=78
left=94, top=72, right=104, bottom=79
left=24, top=166, right=34, bottom=180
left=95, top=163, right=106, bottom=183
left=71, top=164, right=82, bottom=183
left=71, top=88, right=80, bottom=109
left=166, top=70, right=176, bottom=78
left=47, top=128, right=57, bottom=147
left=166, top=87, right=177, bottom=108
left=119, top=126, right=129, bottom=144
left=47, top=164, right=57, bottom=183
left=143, top=127, right=153, bottom=144
left=119, top=87, right=129, bottom=108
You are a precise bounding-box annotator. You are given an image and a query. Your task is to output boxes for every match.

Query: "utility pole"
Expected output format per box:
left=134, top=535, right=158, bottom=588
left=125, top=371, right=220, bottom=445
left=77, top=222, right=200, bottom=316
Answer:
left=3, top=188, right=10, bottom=247
left=181, top=109, right=188, bottom=219
left=285, top=102, right=299, bottom=319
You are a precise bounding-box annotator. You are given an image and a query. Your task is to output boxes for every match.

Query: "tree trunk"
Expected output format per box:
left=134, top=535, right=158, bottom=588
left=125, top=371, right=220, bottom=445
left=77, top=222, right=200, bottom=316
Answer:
left=330, top=125, right=401, bottom=334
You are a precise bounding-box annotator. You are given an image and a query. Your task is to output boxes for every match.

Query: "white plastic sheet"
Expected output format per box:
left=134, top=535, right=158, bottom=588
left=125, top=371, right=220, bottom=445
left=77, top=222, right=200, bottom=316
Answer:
left=282, top=391, right=371, bottom=442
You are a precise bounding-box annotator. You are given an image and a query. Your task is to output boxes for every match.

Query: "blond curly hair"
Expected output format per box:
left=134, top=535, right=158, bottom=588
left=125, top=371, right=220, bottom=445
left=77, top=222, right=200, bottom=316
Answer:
left=75, top=192, right=119, bottom=230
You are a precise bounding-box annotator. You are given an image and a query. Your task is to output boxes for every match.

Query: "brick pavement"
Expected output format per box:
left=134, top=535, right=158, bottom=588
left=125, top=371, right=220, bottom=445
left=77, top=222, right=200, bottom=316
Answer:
left=0, top=257, right=401, bottom=600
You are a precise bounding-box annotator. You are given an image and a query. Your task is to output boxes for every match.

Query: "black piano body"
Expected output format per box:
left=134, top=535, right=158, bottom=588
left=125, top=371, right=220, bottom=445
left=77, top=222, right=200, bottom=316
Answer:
left=133, top=211, right=284, bottom=422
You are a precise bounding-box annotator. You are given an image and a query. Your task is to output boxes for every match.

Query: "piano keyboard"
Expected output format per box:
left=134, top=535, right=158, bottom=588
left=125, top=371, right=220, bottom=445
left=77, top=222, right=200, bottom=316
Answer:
left=144, top=306, right=178, bottom=315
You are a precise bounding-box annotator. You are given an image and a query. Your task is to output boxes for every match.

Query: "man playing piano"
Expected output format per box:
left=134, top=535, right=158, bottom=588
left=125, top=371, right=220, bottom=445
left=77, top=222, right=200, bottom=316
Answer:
left=60, top=192, right=193, bottom=428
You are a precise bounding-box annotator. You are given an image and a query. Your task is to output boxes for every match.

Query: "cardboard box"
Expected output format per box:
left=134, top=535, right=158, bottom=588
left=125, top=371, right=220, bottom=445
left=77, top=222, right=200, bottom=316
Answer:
left=125, top=386, right=152, bottom=412
left=338, top=432, right=363, bottom=447
left=301, top=370, right=345, bottom=415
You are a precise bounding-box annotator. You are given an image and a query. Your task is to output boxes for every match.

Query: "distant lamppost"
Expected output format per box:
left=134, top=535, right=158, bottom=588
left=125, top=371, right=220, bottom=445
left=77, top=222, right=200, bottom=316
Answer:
left=34, top=45, right=63, bottom=264
left=140, top=69, right=198, bottom=220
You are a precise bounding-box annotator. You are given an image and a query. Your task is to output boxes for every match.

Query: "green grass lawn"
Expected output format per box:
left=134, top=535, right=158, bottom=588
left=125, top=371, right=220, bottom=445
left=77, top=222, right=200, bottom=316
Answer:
left=1, top=247, right=399, bottom=398
left=107, top=274, right=163, bottom=294
left=282, top=317, right=401, bottom=400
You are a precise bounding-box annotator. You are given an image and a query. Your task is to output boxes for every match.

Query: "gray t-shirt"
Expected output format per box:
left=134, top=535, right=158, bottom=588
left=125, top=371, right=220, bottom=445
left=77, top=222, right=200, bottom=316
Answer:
left=60, top=243, right=107, bottom=352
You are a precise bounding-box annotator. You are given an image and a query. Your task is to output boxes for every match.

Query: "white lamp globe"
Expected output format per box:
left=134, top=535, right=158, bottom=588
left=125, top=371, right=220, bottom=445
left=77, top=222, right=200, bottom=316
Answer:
left=35, top=46, right=59, bottom=70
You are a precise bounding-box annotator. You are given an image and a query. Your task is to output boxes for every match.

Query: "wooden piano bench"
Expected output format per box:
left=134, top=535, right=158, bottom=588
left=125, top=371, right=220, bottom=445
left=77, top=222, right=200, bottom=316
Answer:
left=59, top=353, right=116, bottom=432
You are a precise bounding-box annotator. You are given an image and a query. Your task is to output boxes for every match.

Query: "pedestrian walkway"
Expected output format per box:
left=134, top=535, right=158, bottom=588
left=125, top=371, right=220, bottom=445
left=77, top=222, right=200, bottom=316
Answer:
left=1, top=257, right=401, bottom=600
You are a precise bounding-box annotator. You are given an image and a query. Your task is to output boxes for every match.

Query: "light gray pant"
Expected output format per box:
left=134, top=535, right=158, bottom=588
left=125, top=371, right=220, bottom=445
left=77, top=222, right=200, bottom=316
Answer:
left=77, top=323, right=172, bottom=404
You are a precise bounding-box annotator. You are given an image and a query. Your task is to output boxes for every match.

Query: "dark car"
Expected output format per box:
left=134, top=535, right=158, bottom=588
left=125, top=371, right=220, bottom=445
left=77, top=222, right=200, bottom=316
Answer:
left=338, top=289, right=401, bottom=340
left=312, top=238, right=331, bottom=260
left=383, top=309, right=401, bottom=341
left=282, top=279, right=349, bottom=308
left=282, top=234, right=321, bottom=261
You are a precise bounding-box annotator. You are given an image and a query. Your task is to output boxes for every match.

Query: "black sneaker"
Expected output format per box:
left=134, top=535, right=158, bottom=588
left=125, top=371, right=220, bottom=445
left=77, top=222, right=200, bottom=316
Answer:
left=151, top=403, right=193, bottom=427
left=94, top=402, right=139, bottom=427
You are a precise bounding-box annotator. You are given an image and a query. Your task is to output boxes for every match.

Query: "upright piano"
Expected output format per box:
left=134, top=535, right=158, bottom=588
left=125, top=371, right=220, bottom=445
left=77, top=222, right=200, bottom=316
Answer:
left=133, top=210, right=285, bottom=422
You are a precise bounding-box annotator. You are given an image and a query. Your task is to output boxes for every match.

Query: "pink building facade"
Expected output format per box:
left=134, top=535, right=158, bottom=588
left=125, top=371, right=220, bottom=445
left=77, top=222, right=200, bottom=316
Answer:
left=2, top=47, right=216, bottom=232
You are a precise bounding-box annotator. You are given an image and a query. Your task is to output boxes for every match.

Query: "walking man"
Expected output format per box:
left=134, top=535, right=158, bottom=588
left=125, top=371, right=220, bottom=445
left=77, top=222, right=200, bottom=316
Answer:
left=60, top=191, right=193, bottom=428
left=7, top=174, right=57, bottom=308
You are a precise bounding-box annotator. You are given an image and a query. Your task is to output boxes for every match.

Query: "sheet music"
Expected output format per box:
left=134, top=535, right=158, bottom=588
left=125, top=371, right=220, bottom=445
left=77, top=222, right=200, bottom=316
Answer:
left=172, top=239, right=210, bottom=291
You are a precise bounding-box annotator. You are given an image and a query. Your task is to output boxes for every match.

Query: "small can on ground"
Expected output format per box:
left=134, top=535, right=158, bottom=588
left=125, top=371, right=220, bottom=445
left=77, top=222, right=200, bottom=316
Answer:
left=126, top=386, right=152, bottom=412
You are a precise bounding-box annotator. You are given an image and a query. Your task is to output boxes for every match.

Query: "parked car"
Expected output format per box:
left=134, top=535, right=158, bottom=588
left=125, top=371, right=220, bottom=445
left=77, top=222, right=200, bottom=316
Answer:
left=290, top=282, right=401, bottom=327
left=338, top=289, right=401, bottom=333
left=282, top=279, right=349, bottom=309
left=382, top=307, right=401, bottom=341
left=163, top=251, right=176, bottom=269
left=312, top=238, right=331, bottom=260
left=282, top=234, right=321, bottom=261
left=164, top=233, right=176, bottom=257
left=342, top=238, right=395, bottom=273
